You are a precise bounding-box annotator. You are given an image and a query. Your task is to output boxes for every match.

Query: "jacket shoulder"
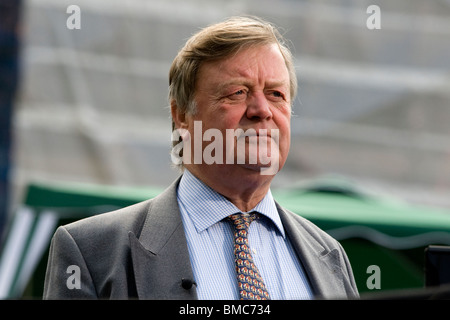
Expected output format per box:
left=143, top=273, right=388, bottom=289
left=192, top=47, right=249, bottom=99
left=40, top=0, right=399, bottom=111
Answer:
left=63, top=199, right=152, bottom=241
left=44, top=199, right=155, bottom=299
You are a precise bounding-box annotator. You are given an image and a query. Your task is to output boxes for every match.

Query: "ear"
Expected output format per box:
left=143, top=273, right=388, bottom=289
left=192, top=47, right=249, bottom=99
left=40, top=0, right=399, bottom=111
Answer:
left=170, top=99, right=189, bottom=130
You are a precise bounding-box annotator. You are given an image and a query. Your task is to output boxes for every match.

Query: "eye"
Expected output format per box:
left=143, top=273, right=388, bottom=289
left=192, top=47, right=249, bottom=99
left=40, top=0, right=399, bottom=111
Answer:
left=268, top=90, right=285, bottom=100
left=272, top=91, right=282, bottom=98
left=226, top=89, right=248, bottom=100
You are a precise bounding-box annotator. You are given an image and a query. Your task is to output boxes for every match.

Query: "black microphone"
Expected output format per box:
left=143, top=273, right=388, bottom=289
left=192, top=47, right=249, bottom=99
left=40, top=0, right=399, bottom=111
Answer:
left=181, top=278, right=197, bottom=290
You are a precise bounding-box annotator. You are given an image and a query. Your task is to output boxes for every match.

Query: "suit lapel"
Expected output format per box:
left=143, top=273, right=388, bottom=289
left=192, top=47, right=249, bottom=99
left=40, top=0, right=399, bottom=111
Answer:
left=128, top=178, right=346, bottom=299
left=129, top=177, right=197, bottom=299
left=277, top=203, right=346, bottom=299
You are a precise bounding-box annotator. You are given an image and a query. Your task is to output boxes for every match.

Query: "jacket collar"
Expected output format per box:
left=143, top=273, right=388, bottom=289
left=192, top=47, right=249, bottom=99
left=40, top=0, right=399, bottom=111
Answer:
left=276, top=202, right=349, bottom=299
left=129, top=177, right=197, bottom=299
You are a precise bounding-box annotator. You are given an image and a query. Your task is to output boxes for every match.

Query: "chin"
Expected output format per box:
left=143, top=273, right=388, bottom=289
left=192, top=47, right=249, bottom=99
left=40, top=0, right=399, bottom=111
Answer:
left=236, top=162, right=280, bottom=177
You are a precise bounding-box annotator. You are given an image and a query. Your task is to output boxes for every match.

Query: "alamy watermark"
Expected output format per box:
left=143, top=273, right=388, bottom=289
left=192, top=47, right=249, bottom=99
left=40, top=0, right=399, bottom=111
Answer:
left=366, top=265, right=381, bottom=290
left=171, top=121, right=281, bottom=176
left=64, top=263, right=383, bottom=291
left=366, top=5, right=381, bottom=30
left=66, top=4, right=382, bottom=31
left=66, top=5, right=81, bottom=30
left=66, top=265, right=81, bottom=290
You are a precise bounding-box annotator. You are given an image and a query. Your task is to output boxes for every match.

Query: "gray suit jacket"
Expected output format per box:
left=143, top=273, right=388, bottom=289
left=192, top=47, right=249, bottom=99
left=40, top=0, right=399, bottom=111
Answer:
left=43, top=177, right=359, bottom=299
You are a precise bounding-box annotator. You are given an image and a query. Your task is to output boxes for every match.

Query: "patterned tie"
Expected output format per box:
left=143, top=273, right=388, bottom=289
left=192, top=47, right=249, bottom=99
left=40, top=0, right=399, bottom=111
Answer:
left=227, top=213, right=270, bottom=300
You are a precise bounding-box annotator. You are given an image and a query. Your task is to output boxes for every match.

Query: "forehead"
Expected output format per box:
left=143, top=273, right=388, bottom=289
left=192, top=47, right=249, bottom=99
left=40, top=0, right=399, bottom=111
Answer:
left=197, top=44, right=290, bottom=88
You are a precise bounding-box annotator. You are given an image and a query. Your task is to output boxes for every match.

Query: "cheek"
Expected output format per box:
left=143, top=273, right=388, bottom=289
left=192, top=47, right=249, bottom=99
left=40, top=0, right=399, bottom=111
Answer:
left=277, top=117, right=291, bottom=152
left=276, top=109, right=291, bottom=129
left=198, top=101, right=244, bottom=128
left=212, top=111, right=246, bottom=132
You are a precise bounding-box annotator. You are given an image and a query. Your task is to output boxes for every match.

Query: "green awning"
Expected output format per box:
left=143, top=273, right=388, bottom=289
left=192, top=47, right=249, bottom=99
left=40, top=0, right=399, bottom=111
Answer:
left=1, top=178, right=450, bottom=298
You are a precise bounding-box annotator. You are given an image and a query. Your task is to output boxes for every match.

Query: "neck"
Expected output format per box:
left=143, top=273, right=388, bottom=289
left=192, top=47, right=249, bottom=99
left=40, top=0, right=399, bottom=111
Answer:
left=184, top=165, right=273, bottom=212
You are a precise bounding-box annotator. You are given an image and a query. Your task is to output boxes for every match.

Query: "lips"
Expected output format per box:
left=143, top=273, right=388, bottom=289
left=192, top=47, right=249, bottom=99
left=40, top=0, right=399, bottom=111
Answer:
left=235, top=128, right=279, bottom=140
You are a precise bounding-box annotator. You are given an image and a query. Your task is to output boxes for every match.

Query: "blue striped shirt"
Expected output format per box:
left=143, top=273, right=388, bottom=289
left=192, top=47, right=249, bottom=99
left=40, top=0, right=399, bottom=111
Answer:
left=177, top=169, right=314, bottom=300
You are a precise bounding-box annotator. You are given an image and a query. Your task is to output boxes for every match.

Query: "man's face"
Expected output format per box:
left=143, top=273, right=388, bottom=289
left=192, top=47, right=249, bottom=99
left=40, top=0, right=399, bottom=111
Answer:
left=181, top=43, right=291, bottom=178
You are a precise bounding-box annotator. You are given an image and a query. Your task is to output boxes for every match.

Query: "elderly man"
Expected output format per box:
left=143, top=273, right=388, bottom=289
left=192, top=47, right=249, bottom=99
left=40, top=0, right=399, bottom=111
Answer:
left=43, top=16, right=359, bottom=300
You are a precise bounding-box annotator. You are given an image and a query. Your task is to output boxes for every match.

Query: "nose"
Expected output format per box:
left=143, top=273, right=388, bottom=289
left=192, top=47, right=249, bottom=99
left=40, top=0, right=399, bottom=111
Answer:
left=245, top=93, right=273, bottom=121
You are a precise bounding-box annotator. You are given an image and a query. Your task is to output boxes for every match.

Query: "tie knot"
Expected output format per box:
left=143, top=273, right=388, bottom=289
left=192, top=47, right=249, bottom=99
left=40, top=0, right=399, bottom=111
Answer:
left=227, top=213, right=257, bottom=231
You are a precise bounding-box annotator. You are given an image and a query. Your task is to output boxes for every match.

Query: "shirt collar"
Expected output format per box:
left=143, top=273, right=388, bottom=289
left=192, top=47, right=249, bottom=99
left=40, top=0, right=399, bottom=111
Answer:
left=177, top=169, right=286, bottom=238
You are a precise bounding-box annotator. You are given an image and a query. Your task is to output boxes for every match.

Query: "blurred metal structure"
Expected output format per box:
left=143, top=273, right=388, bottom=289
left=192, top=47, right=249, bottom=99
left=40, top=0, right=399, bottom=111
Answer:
left=11, top=0, right=450, bottom=209
left=0, top=0, right=22, bottom=239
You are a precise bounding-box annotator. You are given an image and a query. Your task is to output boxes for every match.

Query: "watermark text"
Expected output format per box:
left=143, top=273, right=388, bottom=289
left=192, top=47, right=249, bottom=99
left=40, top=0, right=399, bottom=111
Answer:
left=171, top=121, right=280, bottom=175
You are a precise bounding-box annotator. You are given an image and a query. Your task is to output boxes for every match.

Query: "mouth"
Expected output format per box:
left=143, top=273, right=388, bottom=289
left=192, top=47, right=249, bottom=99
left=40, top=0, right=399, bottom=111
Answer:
left=235, top=128, right=278, bottom=140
